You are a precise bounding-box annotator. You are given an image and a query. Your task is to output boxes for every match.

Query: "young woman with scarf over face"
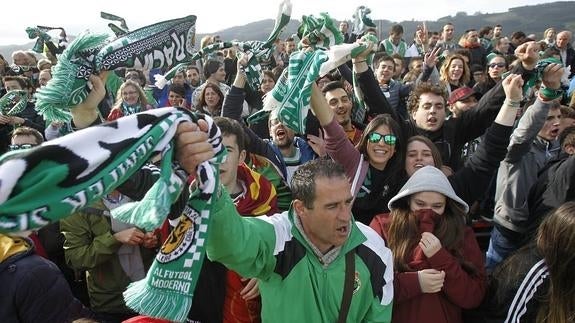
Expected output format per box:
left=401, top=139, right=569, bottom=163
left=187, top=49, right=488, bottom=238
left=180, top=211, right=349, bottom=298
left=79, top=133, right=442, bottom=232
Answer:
left=369, top=166, right=486, bottom=323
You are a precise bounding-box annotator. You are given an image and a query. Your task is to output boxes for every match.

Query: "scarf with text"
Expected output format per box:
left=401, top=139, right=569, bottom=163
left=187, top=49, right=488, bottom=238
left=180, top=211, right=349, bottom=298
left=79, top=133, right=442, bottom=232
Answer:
left=0, top=108, right=227, bottom=322
left=35, top=15, right=197, bottom=123
left=123, top=112, right=226, bottom=322
left=155, top=0, right=292, bottom=94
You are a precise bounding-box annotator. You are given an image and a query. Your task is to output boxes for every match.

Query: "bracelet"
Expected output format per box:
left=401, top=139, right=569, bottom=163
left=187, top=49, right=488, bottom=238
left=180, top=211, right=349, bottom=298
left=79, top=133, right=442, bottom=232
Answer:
left=539, top=86, right=564, bottom=101
left=503, top=99, right=521, bottom=108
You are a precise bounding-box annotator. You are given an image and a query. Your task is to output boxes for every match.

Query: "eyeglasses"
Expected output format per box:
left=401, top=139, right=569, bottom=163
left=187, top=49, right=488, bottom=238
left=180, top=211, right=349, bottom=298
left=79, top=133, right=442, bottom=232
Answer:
left=9, top=143, right=36, bottom=151
left=489, top=62, right=506, bottom=69
left=367, top=132, right=397, bottom=145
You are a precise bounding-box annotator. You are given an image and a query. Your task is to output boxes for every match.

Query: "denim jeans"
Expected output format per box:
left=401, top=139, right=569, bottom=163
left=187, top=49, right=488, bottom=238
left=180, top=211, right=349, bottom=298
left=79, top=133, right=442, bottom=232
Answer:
left=485, top=225, right=522, bottom=273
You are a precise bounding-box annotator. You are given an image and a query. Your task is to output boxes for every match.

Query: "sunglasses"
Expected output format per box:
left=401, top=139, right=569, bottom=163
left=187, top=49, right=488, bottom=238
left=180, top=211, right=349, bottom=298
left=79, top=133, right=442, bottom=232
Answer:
left=367, top=132, right=397, bottom=145
left=489, top=62, right=506, bottom=69
left=9, top=143, right=36, bottom=151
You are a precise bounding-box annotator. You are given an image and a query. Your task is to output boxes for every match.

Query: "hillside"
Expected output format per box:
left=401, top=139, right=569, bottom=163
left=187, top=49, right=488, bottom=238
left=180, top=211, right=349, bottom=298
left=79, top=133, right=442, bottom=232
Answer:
left=2, top=1, right=574, bottom=61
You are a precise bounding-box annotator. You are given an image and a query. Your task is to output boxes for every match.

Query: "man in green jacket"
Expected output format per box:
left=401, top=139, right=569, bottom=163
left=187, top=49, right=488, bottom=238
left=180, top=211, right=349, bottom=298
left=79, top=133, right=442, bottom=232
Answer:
left=175, top=123, right=394, bottom=322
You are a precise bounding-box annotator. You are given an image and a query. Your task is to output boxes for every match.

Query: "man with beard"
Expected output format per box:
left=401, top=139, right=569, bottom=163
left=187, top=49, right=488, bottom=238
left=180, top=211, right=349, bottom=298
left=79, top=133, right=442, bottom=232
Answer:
left=222, top=55, right=323, bottom=186
left=268, top=109, right=322, bottom=184
left=322, top=81, right=363, bottom=144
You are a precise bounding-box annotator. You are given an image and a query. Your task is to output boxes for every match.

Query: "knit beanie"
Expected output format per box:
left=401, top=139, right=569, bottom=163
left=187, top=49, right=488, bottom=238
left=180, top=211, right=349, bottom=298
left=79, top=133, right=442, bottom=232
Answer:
left=388, top=166, right=469, bottom=213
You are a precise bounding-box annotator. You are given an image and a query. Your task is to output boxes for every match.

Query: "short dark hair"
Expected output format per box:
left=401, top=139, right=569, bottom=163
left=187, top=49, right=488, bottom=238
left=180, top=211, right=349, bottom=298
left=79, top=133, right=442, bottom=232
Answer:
left=213, top=116, right=247, bottom=152
left=169, top=83, right=186, bottom=97
left=291, top=159, right=347, bottom=209
left=2, top=75, right=28, bottom=89
left=511, top=31, right=526, bottom=40
left=203, top=59, right=223, bottom=79
left=479, top=26, right=493, bottom=37
left=321, top=80, right=345, bottom=94
left=390, top=24, right=404, bottom=35
left=374, top=53, right=395, bottom=69
left=186, top=65, right=200, bottom=74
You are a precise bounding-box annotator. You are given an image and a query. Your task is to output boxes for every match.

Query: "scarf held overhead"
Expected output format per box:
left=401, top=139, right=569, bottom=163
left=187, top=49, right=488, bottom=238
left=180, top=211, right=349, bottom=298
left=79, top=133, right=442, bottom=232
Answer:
left=0, top=107, right=204, bottom=233
left=35, top=15, right=197, bottom=122
left=123, top=113, right=226, bottom=322
left=0, top=108, right=227, bottom=322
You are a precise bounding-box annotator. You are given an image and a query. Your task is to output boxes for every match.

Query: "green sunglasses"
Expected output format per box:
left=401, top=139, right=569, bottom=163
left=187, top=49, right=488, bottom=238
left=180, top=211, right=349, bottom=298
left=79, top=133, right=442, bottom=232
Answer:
left=367, top=132, right=397, bottom=145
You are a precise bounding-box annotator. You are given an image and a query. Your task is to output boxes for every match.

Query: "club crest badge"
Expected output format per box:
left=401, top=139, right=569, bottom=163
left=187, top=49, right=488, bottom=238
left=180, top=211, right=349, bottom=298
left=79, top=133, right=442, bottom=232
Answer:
left=157, top=206, right=199, bottom=263
left=353, top=271, right=361, bottom=294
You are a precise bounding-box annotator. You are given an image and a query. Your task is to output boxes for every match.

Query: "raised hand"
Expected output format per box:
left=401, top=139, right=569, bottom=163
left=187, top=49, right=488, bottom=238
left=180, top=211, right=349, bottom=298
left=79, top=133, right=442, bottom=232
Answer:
left=541, top=63, right=565, bottom=90
left=502, top=74, right=524, bottom=102
left=424, top=46, right=441, bottom=68
left=514, top=41, right=540, bottom=70
left=175, top=120, right=214, bottom=174
left=306, top=131, right=326, bottom=158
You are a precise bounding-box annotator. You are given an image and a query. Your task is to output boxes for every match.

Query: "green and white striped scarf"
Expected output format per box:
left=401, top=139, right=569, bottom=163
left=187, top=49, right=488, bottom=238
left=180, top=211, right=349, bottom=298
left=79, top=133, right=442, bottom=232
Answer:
left=0, top=108, right=226, bottom=322
left=249, top=24, right=372, bottom=133
left=101, top=11, right=129, bottom=36
left=155, top=0, right=292, bottom=93
left=0, top=90, right=30, bottom=117
left=351, top=34, right=378, bottom=124
left=351, top=5, right=376, bottom=36
left=36, top=15, right=197, bottom=123
left=25, top=27, right=53, bottom=54
left=297, top=12, right=343, bottom=49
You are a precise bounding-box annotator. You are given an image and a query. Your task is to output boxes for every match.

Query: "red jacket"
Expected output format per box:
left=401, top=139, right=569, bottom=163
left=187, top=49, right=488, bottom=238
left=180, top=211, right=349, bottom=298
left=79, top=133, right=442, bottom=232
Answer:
left=370, top=213, right=486, bottom=323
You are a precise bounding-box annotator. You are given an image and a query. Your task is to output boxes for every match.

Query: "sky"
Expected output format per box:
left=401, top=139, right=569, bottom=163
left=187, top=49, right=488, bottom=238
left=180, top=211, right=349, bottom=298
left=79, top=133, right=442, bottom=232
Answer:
left=0, top=0, right=557, bottom=46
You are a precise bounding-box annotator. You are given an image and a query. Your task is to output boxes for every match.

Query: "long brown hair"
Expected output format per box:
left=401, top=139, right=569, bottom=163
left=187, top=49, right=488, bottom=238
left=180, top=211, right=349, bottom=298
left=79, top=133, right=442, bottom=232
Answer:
left=535, top=202, right=575, bottom=323
left=439, top=54, right=470, bottom=86
left=197, top=82, right=223, bottom=114
left=388, top=197, right=476, bottom=274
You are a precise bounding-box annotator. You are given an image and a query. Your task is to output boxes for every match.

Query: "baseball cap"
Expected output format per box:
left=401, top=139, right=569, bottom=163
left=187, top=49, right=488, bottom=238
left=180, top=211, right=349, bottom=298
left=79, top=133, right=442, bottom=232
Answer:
left=448, top=87, right=477, bottom=105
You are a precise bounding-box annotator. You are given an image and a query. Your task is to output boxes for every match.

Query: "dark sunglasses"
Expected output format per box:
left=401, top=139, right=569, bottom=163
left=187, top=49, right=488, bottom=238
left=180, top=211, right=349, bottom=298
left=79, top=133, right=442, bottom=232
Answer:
left=367, top=132, right=397, bottom=145
left=489, top=62, right=506, bottom=69
left=9, top=143, right=36, bottom=151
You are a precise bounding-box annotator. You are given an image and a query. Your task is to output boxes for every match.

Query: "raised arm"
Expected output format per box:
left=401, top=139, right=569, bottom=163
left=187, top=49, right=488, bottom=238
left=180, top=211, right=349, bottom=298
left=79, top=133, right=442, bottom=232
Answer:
left=70, top=73, right=108, bottom=129
left=455, top=41, right=541, bottom=144
left=506, top=63, right=564, bottom=163
left=352, top=54, right=397, bottom=121
left=449, top=74, right=523, bottom=204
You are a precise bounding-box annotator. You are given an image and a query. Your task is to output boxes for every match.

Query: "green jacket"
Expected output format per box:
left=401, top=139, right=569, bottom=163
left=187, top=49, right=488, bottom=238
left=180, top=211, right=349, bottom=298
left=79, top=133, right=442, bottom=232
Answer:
left=207, top=192, right=394, bottom=323
left=60, top=201, right=156, bottom=314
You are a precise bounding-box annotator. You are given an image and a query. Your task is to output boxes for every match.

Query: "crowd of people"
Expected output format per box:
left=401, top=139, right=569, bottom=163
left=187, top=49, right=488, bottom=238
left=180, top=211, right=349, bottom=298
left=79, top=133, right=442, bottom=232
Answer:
left=1, top=14, right=575, bottom=323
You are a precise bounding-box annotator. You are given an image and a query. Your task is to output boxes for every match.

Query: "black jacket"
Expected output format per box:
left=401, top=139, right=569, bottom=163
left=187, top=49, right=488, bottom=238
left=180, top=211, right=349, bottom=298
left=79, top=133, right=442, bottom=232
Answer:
left=527, top=153, right=575, bottom=241
left=358, top=62, right=535, bottom=171
left=0, top=238, right=90, bottom=322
